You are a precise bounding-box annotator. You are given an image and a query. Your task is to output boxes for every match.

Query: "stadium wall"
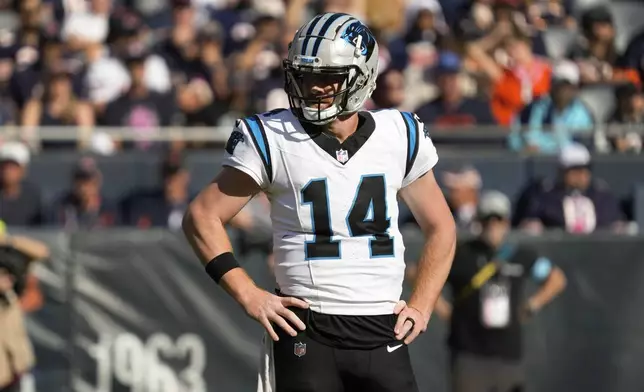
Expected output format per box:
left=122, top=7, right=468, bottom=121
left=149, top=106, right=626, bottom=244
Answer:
left=15, top=229, right=644, bottom=392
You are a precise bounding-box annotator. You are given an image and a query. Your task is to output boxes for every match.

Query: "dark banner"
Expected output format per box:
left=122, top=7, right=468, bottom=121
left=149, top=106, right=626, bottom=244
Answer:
left=17, top=230, right=644, bottom=392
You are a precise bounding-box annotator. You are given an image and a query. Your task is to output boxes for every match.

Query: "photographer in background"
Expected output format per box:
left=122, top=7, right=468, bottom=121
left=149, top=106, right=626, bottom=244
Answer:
left=0, top=220, right=50, bottom=312
left=413, top=191, right=566, bottom=392
left=0, top=220, right=44, bottom=392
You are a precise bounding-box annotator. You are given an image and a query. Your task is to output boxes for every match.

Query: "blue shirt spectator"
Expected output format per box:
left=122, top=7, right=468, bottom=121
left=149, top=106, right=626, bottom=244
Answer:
left=509, top=61, right=594, bottom=154
left=416, top=51, right=496, bottom=127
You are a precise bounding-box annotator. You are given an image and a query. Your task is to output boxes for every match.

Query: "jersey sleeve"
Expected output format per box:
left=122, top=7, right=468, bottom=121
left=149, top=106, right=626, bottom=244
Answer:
left=221, top=116, right=273, bottom=189
left=400, top=111, right=439, bottom=188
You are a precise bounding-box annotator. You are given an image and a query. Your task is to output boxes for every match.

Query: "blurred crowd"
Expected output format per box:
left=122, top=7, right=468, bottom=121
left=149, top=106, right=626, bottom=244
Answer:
left=0, top=138, right=634, bottom=237
left=0, top=0, right=642, bottom=154
left=401, top=142, right=634, bottom=236
left=0, top=0, right=643, bottom=235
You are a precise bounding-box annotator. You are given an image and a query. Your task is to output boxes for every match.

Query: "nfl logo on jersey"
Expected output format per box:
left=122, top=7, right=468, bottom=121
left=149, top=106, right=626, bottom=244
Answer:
left=294, top=342, right=307, bottom=357
left=336, top=149, right=349, bottom=163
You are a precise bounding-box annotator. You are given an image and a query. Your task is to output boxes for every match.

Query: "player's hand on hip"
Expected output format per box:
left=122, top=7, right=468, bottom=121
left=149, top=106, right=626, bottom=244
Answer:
left=242, top=287, right=309, bottom=341
left=394, top=305, right=430, bottom=345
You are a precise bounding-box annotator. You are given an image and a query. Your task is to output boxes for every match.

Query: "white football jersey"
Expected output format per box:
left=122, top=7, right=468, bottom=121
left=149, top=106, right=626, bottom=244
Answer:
left=222, top=108, right=438, bottom=315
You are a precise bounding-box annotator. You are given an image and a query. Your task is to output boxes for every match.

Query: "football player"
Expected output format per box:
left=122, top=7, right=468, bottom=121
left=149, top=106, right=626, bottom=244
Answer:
left=183, top=12, right=456, bottom=392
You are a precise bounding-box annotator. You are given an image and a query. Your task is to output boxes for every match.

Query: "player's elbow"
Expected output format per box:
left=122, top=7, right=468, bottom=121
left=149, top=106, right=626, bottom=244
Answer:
left=427, top=213, right=457, bottom=244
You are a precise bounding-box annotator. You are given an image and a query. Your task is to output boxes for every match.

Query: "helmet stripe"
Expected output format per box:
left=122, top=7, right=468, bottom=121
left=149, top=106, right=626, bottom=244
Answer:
left=301, top=14, right=323, bottom=56
left=311, top=13, right=347, bottom=56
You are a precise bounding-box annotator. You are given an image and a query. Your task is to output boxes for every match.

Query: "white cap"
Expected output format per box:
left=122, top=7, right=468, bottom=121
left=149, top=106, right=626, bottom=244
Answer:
left=552, top=60, right=580, bottom=85
left=477, top=190, right=511, bottom=219
left=559, top=142, right=591, bottom=168
left=443, top=166, right=482, bottom=190
left=0, top=141, right=30, bottom=166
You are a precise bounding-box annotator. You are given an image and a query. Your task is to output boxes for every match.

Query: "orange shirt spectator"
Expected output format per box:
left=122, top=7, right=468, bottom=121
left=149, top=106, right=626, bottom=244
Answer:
left=492, top=58, right=552, bottom=125
left=468, top=34, right=552, bottom=126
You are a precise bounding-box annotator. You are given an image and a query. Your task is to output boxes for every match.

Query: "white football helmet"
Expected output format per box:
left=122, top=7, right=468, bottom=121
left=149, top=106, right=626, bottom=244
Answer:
left=283, top=13, right=380, bottom=125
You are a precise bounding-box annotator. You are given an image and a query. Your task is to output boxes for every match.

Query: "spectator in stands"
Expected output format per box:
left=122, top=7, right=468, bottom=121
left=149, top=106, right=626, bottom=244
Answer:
left=158, top=0, right=229, bottom=125
left=178, top=22, right=230, bottom=126
left=60, top=0, right=110, bottom=48
left=20, top=64, right=94, bottom=127
left=457, top=0, right=548, bottom=56
left=526, top=0, right=575, bottom=30
left=52, top=157, right=118, bottom=229
left=567, top=6, right=640, bottom=86
left=416, top=52, right=496, bottom=127
left=0, top=142, right=43, bottom=227
left=370, top=68, right=406, bottom=110
left=230, top=15, right=283, bottom=113
left=509, top=61, right=594, bottom=154
left=101, top=46, right=182, bottom=148
left=404, top=3, right=449, bottom=48
left=519, top=143, right=624, bottom=234
left=122, top=153, right=191, bottom=230
left=74, top=9, right=131, bottom=112
left=430, top=190, right=566, bottom=392
left=9, top=28, right=87, bottom=118
left=456, top=0, right=507, bottom=43
left=622, top=28, right=644, bottom=86
left=156, top=0, right=199, bottom=82
left=608, top=83, right=644, bottom=153
left=107, top=8, right=172, bottom=95
left=4, top=29, right=36, bottom=115
left=402, top=4, right=451, bottom=111
left=470, top=33, right=552, bottom=126
left=442, top=166, right=483, bottom=232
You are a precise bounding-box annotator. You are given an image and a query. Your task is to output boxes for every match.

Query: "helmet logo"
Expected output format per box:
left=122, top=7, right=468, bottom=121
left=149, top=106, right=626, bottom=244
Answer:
left=340, top=21, right=375, bottom=59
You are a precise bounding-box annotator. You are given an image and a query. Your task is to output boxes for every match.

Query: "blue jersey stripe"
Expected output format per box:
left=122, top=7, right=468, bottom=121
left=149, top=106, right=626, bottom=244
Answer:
left=401, top=112, right=419, bottom=177
left=242, top=115, right=273, bottom=181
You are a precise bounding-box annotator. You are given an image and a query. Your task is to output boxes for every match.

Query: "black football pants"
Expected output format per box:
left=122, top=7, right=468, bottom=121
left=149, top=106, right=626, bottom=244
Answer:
left=273, top=327, right=419, bottom=392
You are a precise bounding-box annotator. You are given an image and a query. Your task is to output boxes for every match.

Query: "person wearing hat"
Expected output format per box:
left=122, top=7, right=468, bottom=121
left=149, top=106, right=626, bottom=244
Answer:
left=0, top=142, right=44, bottom=227
left=509, top=60, right=594, bottom=155
left=426, top=190, right=567, bottom=392
left=442, top=166, right=484, bottom=231
left=52, top=157, right=118, bottom=229
left=415, top=51, right=496, bottom=127
left=519, top=143, right=624, bottom=233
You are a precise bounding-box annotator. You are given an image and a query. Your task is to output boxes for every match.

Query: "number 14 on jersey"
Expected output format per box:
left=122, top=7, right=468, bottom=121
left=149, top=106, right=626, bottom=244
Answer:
left=301, top=174, right=395, bottom=260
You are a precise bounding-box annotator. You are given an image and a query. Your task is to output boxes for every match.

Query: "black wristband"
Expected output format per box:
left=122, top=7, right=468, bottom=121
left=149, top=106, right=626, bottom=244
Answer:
left=205, top=252, right=240, bottom=284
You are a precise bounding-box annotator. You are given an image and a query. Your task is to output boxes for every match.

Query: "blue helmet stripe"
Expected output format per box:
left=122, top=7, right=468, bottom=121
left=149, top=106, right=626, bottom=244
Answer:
left=311, top=13, right=347, bottom=56
left=301, top=14, right=323, bottom=56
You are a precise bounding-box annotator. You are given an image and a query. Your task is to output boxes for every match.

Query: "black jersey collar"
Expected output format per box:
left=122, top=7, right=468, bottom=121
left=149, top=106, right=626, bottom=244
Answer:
left=300, top=111, right=376, bottom=165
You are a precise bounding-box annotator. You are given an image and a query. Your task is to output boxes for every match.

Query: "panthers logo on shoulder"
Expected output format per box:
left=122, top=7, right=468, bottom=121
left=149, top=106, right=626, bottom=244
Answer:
left=340, top=21, right=376, bottom=59
left=225, top=129, right=245, bottom=155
